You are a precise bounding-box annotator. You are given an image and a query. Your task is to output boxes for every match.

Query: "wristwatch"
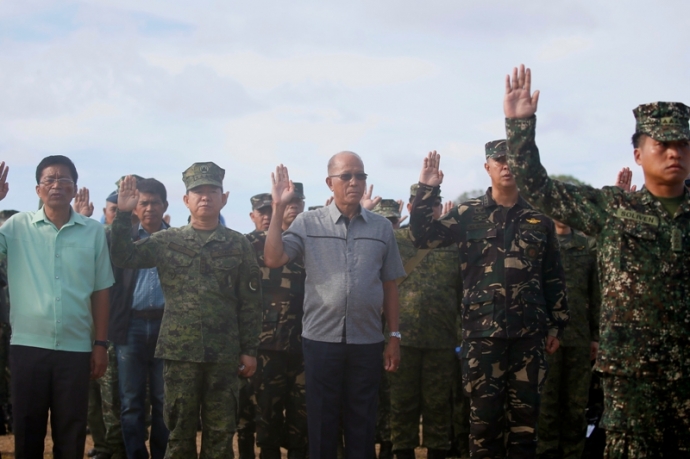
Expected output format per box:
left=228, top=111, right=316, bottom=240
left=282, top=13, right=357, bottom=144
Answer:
left=93, top=340, right=109, bottom=349
left=389, top=331, right=402, bottom=341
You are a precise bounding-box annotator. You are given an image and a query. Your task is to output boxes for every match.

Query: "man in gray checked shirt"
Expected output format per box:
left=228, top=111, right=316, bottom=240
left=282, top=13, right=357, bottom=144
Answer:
left=264, top=152, right=406, bottom=459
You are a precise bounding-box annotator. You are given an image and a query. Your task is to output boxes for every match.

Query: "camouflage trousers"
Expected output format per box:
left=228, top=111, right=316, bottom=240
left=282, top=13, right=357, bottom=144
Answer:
left=537, top=345, right=591, bottom=459
left=163, top=359, right=239, bottom=459
left=236, top=375, right=256, bottom=448
left=451, top=357, right=471, bottom=459
left=88, top=379, right=108, bottom=453
left=389, top=346, right=456, bottom=451
left=255, top=349, right=308, bottom=452
left=376, top=369, right=390, bottom=445
left=601, top=375, right=690, bottom=459
left=461, top=337, right=547, bottom=459
left=88, top=346, right=126, bottom=458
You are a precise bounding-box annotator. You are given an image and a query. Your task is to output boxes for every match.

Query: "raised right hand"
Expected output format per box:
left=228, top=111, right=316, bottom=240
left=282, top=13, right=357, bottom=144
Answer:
left=419, top=151, right=444, bottom=187
left=0, top=162, right=9, bottom=201
left=117, top=175, right=139, bottom=212
left=271, top=164, right=295, bottom=206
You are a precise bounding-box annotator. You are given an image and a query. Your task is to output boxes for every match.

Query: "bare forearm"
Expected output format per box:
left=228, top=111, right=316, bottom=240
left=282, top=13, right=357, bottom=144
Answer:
left=382, top=280, right=400, bottom=332
left=91, top=288, right=110, bottom=341
left=264, top=204, right=289, bottom=268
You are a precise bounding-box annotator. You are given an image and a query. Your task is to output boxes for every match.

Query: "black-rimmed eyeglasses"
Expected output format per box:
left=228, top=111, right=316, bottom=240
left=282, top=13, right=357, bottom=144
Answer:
left=328, top=173, right=368, bottom=182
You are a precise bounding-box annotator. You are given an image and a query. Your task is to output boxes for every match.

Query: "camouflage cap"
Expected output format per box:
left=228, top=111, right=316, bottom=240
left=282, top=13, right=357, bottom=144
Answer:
left=485, top=139, right=508, bottom=159
left=410, top=183, right=442, bottom=200
left=633, top=102, right=690, bottom=141
left=372, top=199, right=401, bottom=219
left=115, top=175, right=145, bottom=188
left=292, top=182, right=306, bottom=200
left=250, top=193, right=272, bottom=210
left=308, top=205, right=323, bottom=211
left=182, top=162, right=225, bottom=191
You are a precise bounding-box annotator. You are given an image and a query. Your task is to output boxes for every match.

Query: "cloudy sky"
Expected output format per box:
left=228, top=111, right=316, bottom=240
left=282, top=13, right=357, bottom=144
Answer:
left=1, top=1, right=689, bottom=232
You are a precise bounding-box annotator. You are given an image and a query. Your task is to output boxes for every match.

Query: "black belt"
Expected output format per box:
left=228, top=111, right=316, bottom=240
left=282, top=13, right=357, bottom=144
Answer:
left=131, top=309, right=164, bottom=320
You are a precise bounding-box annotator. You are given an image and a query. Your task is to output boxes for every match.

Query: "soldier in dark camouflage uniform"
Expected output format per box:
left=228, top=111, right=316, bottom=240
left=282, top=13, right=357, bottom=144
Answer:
left=537, top=222, right=600, bottom=459
left=247, top=183, right=307, bottom=459
left=0, top=210, right=15, bottom=436
left=410, top=142, right=569, bottom=459
left=504, top=64, right=690, bottom=458
left=110, top=164, right=262, bottom=458
left=388, top=186, right=461, bottom=459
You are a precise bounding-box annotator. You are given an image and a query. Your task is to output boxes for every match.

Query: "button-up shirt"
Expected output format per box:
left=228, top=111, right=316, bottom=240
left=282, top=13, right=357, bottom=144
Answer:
left=282, top=202, right=406, bottom=344
left=0, top=208, right=114, bottom=352
left=131, top=224, right=166, bottom=311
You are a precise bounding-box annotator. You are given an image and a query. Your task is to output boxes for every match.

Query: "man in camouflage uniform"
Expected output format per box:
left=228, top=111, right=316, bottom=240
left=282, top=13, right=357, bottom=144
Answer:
left=504, top=64, right=690, bottom=458
left=0, top=210, right=16, bottom=436
left=388, top=186, right=461, bottom=459
left=110, top=163, right=262, bottom=458
left=537, top=220, right=600, bottom=459
left=410, top=142, right=569, bottom=459
left=247, top=183, right=307, bottom=459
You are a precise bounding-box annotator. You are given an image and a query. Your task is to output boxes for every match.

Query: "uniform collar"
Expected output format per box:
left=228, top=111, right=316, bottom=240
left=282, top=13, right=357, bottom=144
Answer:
left=482, top=187, right=531, bottom=209
left=182, top=223, right=227, bottom=244
left=638, top=186, right=690, bottom=217
left=31, top=206, right=86, bottom=227
left=328, top=201, right=368, bottom=224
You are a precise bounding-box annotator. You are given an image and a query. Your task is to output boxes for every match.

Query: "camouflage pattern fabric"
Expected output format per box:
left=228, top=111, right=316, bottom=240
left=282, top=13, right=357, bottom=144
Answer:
left=451, top=357, right=471, bottom=459
left=163, top=359, right=238, bottom=458
left=601, top=376, right=690, bottom=458
left=409, top=186, right=568, bottom=340
left=537, top=230, right=600, bottom=459
left=99, top=344, right=126, bottom=458
left=537, top=347, right=592, bottom=459
left=235, top=377, right=256, bottom=458
left=88, top=379, right=109, bottom=454
left=376, top=370, right=391, bottom=448
left=254, top=350, right=307, bottom=452
left=389, top=347, right=456, bottom=451
left=505, top=115, right=690, bottom=454
left=462, top=337, right=547, bottom=458
left=110, top=210, right=262, bottom=364
left=633, top=101, right=690, bottom=141
left=245, top=230, right=307, bottom=454
left=394, top=227, right=461, bottom=348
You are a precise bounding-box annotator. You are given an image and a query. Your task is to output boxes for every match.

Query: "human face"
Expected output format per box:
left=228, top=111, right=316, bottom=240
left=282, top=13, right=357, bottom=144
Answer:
left=184, top=185, right=226, bottom=220
left=133, top=192, right=168, bottom=231
left=283, top=197, right=305, bottom=228
left=249, top=207, right=272, bottom=231
left=326, top=154, right=366, bottom=207
left=36, top=165, right=77, bottom=210
left=103, top=202, right=118, bottom=225
left=484, top=156, right=516, bottom=189
left=634, top=135, right=690, bottom=187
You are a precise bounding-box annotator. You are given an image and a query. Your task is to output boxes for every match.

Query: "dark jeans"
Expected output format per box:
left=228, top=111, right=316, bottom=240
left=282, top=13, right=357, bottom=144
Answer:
left=302, top=337, right=383, bottom=459
left=116, top=318, right=168, bottom=459
left=10, top=345, right=91, bottom=459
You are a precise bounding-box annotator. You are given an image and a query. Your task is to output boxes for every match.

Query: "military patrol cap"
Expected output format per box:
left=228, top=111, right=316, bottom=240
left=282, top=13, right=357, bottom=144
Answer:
left=308, top=205, right=323, bottom=211
left=292, top=182, right=306, bottom=200
left=485, top=139, right=508, bottom=159
left=372, top=199, right=401, bottom=219
left=106, top=190, right=118, bottom=204
left=182, top=162, right=225, bottom=191
left=410, top=183, right=442, bottom=200
left=250, top=193, right=272, bottom=211
left=633, top=102, right=690, bottom=141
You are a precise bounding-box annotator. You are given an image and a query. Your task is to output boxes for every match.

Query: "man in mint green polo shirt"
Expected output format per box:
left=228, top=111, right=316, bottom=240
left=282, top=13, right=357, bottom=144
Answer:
left=0, top=156, right=114, bottom=458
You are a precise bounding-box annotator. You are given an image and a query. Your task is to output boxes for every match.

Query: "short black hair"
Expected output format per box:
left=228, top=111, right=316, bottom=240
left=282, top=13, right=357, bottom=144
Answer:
left=35, top=155, right=78, bottom=184
left=136, top=178, right=167, bottom=203
left=632, top=132, right=646, bottom=148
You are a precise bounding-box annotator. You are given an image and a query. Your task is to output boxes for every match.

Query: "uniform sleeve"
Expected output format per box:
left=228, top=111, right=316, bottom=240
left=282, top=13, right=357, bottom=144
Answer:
left=542, top=220, right=569, bottom=338
left=93, top=225, right=115, bottom=291
left=235, top=237, right=263, bottom=357
left=505, top=116, right=612, bottom=236
left=109, top=210, right=161, bottom=269
left=380, top=227, right=406, bottom=282
left=409, top=183, right=459, bottom=249
left=282, top=214, right=306, bottom=263
left=587, top=240, right=601, bottom=342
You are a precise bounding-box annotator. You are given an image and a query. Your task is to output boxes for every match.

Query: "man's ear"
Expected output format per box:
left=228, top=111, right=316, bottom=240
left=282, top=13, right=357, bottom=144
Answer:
left=220, top=191, right=229, bottom=209
left=183, top=194, right=190, bottom=209
left=484, top=162, right=491, bottom=175
left=163, top=201, right=169, bottom=213
left=325, top=177, right=333, bottom=191
left=633, top=148, right=642, bottom=166
left=406, top=202, right=412, bottom=213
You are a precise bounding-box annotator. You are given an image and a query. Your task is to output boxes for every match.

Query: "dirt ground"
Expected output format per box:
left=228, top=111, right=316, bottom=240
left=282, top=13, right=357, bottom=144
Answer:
left=0, top=433, right=430, bottom=458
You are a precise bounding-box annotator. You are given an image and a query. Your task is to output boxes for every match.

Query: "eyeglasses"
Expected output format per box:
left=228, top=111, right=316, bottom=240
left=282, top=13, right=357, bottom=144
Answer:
left=328, top=173, right=368, bottom=182
left=40, top=178, right=74, bottom=187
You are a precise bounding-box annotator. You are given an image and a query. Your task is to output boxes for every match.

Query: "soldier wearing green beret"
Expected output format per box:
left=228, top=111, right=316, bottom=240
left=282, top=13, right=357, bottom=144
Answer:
left=410, top=139, right=569, bottom=459
left=110, top=162, right=262, bottom=458
left=387, top=185, right=462, bottom=459
left=504, top=64, right=690, bottom=457
left=247, top=182, right=308, bottom=459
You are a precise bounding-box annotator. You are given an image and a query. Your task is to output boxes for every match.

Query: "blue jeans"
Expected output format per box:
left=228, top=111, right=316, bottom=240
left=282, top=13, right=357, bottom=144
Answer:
left=116, top=317, right=169, bottom=459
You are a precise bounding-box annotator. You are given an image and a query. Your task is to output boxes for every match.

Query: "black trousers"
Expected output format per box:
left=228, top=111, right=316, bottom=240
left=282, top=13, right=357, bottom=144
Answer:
left=302, top=337, right=383, bottom=459
left=10, top=345, right=91, bottom=459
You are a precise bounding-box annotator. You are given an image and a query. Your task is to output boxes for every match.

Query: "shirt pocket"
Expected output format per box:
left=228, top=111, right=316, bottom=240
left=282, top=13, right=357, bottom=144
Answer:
left=466, top=226, right=498, bottom=266
left=619, top=221, right=660, bottom=273
left=519, top=290, right=548, bottom=330
left=210, top=256, right=242, bottom=292
left=462, top=290, right=495, bottom=331
left=518, top=225, right=547, bottom=267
